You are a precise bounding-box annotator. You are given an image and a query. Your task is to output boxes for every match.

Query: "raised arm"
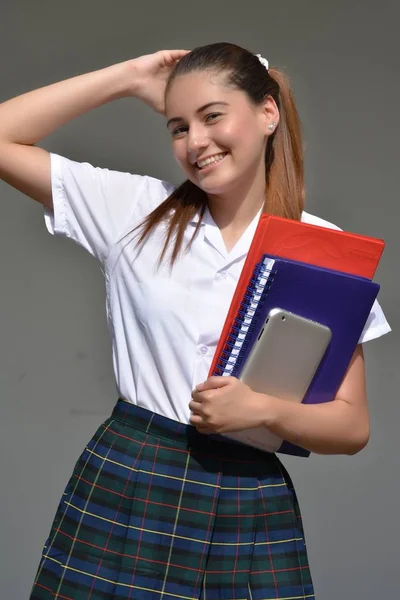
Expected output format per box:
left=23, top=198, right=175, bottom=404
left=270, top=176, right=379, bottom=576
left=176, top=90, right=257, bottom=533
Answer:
left=0, top=50, right=188, bottom=209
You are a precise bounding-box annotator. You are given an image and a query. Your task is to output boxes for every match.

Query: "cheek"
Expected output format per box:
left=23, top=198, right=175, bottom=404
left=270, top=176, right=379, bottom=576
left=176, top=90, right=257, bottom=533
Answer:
left=217, top=121, right=241, bottom=145
left=171, top=142, right=187, bottom=166
left=234, top=123, right=266, bottom=158
left=219, top=119, right=259, bottom=151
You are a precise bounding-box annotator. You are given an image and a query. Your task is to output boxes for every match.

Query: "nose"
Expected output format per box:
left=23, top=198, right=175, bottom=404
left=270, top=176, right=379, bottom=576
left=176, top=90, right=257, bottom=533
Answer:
left=187, top=125, right=208, bottom=161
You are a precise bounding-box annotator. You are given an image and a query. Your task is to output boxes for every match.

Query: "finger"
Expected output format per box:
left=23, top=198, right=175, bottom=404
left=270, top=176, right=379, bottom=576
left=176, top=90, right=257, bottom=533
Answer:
left=188, top=400, right=203, bottom=413
left=196, top=427, right=211, bottom=435
left=164, top=49, right=190, bottom=63
left=191, top=388, right=210, bottom=402
left=189, top=413, right=204, bottom=426
left=169, top=49, right=190, bottom=58
left=195, top=376, right=234, bottom=392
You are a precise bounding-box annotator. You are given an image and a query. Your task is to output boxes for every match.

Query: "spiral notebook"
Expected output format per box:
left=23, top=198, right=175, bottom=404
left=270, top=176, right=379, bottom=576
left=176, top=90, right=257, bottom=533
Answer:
left=209, top=215, right=384, bottom=377
left=217, top=255, right=380, bottom=456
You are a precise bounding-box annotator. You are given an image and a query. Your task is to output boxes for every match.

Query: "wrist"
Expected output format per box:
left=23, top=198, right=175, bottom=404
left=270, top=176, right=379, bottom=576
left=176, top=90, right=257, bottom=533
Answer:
left=121, top=59, right=148, bottom=99
left=100, top=61, right=139, bottom=101
left=255, top=392, right=281, bottom=429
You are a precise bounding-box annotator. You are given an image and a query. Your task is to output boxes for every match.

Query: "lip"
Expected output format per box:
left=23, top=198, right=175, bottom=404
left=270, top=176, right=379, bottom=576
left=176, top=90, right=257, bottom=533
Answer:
left=196, top=153, right=228, bottom=174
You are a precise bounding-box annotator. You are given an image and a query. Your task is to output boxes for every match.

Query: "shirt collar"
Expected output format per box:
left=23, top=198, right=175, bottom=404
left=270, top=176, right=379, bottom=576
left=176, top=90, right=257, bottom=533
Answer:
left=189, top=205, right=262, bottom=227
left=189, top=207, right=208, bottom=227
left=190, top=205, right=263, bottom=264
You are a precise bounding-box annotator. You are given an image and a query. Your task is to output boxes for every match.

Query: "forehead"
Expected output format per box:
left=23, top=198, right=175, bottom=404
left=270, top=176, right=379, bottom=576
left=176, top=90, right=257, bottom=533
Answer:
left=165, top=71, right=246, bottom=116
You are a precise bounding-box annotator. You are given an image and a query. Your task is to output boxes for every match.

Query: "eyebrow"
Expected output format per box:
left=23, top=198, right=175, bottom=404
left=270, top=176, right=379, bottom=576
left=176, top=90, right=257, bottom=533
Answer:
left=166, top=101, right=229, bottom=129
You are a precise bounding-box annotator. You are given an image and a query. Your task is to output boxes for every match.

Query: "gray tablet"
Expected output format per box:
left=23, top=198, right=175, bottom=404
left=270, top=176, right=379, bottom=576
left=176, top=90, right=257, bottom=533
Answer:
left=239, top=308, right=331, bottom=402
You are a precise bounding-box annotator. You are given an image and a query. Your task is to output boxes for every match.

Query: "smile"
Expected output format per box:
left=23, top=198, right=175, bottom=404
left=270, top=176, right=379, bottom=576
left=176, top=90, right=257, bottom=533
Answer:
left=196, top=152, right=228, bottom=170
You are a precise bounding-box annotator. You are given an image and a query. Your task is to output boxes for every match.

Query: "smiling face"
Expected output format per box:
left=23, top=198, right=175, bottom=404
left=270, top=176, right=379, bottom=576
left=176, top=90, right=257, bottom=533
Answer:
left=165, top=70, right=275, bottom=198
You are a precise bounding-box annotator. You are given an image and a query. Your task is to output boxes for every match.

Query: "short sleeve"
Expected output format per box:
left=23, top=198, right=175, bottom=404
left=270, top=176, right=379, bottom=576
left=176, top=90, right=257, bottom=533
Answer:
left=44, top=153, right=174, bottom=263
left=357, top=298, right=391, bottom=343
left=301, top=210, right=391, bottom=344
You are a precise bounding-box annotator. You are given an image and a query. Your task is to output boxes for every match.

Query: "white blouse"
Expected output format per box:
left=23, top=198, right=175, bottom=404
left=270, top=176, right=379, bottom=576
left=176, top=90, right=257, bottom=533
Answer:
left=45, top=153, right=391, bottom=423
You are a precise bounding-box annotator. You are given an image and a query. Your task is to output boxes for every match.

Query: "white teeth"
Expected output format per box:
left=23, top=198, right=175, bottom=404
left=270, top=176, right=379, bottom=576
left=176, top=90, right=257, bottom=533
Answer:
left=197, top=153, right=226, bottom=169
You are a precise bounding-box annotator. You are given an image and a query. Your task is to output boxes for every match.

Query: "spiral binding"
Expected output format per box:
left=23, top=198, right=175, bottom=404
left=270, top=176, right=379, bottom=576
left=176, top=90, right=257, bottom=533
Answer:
left=213, top=258, right=277, bottom=376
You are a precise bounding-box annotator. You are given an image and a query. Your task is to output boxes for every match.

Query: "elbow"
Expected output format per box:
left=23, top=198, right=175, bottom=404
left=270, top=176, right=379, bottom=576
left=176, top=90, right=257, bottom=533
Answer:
left=345, top=424, right=370, bottom=455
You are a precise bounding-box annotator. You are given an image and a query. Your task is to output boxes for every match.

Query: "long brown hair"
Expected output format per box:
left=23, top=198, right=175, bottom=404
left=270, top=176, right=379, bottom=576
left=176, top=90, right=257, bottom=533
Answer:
left=132, top=42, right=304, bottom=267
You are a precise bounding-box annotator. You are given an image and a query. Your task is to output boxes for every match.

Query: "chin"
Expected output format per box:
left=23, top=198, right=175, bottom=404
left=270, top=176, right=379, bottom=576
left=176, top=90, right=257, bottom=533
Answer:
left=192, top=173, right=238, bottom=197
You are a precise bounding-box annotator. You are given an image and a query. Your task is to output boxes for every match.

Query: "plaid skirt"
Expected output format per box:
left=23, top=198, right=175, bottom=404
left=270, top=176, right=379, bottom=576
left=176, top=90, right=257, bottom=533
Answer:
left=30, top=399, right=315, bottom=600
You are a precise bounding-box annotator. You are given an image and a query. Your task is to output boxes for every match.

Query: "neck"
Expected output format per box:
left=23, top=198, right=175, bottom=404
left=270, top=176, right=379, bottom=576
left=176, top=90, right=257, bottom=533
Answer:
left=207, top=178, right=265, bottom=233
left=206, top=181, right=265, bottom=252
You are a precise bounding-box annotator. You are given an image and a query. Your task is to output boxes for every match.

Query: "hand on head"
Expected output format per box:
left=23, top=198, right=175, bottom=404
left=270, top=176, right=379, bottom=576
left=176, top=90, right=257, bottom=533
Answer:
left=130, top=49, right=190, bottom=114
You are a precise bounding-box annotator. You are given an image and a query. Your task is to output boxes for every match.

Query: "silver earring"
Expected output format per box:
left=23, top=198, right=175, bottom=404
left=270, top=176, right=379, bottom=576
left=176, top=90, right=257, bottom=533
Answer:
left=268, top=122, right=276, bottom=130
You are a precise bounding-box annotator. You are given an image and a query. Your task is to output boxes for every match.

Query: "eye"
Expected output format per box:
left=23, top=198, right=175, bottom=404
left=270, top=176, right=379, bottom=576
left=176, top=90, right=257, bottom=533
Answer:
left=171, top=125, right=188, bottom=137
left=205, top=112, right=222, bottom=123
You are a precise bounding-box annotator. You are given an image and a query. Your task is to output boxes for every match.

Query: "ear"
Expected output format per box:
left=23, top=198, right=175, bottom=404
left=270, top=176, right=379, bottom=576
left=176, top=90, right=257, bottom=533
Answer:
left=260, top=95, right=280, bottom=136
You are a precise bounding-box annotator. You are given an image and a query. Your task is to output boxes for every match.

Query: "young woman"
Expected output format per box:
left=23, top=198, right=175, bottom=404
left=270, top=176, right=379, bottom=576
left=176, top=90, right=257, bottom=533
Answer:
left=0, top=42, right=390, bottom=599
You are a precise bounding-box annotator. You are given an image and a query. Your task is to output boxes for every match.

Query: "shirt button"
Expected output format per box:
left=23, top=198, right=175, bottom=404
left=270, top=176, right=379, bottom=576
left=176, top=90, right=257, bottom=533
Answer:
left=198, top=345, right=208, bottom=356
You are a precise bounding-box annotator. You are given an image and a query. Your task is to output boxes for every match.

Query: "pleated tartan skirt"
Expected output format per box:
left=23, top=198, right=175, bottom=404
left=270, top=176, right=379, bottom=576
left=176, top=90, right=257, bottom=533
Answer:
left=30, top=399, right=315, bottom=600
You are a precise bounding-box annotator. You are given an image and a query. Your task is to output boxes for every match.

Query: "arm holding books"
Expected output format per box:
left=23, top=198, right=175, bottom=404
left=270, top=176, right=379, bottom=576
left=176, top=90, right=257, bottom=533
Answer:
left=190, top=344, right=369, bottom=456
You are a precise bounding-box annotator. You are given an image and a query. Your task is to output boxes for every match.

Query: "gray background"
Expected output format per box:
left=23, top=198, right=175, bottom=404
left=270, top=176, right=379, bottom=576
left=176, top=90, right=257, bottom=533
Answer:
left=0, top=1, right=398, bottom=598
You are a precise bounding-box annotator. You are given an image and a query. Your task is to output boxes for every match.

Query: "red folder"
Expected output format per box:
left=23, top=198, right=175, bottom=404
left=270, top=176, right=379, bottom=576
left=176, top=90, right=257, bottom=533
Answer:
left=209, top=214, right=385, bottom=376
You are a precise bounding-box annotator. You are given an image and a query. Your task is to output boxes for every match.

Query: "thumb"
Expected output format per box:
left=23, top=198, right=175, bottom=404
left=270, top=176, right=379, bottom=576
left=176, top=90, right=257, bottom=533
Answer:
left=162, top=49, right=190, bottom=65
left=195, top=376, right=234, bottom=392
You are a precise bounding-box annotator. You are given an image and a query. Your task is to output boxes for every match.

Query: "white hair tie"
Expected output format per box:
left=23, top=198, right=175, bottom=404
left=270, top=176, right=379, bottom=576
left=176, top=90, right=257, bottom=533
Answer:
left=255, top=54, right=269, bottom=70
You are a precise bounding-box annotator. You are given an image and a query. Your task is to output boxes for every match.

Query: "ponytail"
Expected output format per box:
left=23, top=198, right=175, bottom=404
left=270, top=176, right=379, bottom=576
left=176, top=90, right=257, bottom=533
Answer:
left=264, top=68, right=304, bottom=221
